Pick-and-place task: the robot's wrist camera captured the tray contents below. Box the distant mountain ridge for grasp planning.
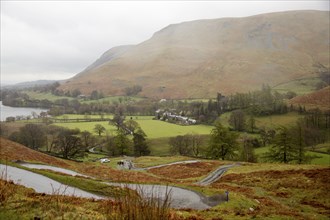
[82,45,133,73]
[3,80,62,89]
[61,10,330,98]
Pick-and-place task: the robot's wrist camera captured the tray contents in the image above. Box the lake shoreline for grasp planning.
[0,101,48,121]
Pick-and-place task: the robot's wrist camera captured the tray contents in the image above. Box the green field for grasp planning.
[306,151,330,165]
[56,114,113,119]
[137,120,213,139]
[218,112,302,129]
[148,137,172,156]
[54,115,213,139]
[255,146,330,165]
[272,77,322,95]
[54,121,117,135]
[24,91,74,101]
[81,96,145,104]
[255,112,302,129]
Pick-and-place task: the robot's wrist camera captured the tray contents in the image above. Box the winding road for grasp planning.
[0,164,103,199]
[0,162,228,210]
[142,160,200,170]
[196,163,240,186]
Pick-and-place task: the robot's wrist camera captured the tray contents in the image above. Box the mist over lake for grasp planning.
[0,101,48,121]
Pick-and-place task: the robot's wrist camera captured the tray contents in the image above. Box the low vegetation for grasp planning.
[1,138,330,219]
[0,178,175,220]
[211,164,330,220]
[272,76,324,95]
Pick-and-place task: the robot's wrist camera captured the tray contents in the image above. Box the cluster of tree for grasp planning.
[169,85,290,125]
[16,82,61,95]
[3,118,151,159]
[263,114,328,164]
[1,89,159,117]
[90,90,105,100]
[169,133,204,157]
[303,109,330,130]
[263,126,304,164]
[1,90,29,107]
[105,120,150,157]
[8,124,88,159]
[123,85,142,96]
[168,122,260,162]
[238,136,259,162]
[214,85,288,115]
[1,88,106,109]
[1,84,288,125]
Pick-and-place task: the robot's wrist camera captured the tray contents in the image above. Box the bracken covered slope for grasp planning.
[0,137,70,168]
[61,10,330,99]
[289,86,330,110]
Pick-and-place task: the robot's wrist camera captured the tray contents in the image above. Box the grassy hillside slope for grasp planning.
[61,10,330,99]
[1,138,330,219]
[0,137,70,168]
[289,86,330,110]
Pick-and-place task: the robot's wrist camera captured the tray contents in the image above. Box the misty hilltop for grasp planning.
[60,10,330,99]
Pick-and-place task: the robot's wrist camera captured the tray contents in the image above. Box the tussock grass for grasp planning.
[0,170,15,206]
[101,186,172,220]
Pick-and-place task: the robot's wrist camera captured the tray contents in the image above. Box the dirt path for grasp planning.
[196,163,239,186]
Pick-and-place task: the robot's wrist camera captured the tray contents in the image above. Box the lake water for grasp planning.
[0,101,48,121]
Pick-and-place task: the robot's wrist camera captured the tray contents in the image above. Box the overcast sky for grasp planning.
[1,1,329,85]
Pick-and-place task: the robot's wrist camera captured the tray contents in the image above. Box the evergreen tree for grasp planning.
[115,129,131,155]
[291,121,307,164]
[133,128,150,156]
[263,127,297,163]
[208,121,238,160]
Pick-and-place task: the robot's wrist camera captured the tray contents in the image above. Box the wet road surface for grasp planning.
[1,163,227,209]
[0,164,103,199]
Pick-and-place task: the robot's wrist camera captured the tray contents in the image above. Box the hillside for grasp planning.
[1,137,329,219]
[0,137,70,168]
[289,86,330,110]
[60,10,330,99]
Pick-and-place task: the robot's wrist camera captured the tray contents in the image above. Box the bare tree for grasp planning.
[229,109,246,131]
[94,124,106,136]
[55,128,85,159]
